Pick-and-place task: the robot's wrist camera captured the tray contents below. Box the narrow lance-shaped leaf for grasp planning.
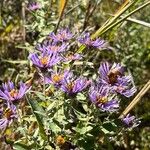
[25,94,47,140]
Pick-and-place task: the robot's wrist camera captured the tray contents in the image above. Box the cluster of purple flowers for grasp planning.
[28,29,95,98]
[0,8,140,138]
[44,69,90,96]
[89,62,136,112]
[0,102,17,129]
[0,81,30,129]
[98,62,137,97]
[29,29,80,70]
[88,61,139,126]
[29,29,107,71]
[28,28,138,127]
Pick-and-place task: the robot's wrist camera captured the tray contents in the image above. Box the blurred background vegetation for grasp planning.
[0,0,150,149]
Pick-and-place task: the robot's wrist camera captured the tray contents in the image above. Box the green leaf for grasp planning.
[1,59,28,64]
[33,91,46,101]
[101,122,117,134]
[74,125,93,135]
[25,94,47,140]
[77,93,86,101]
[13,144,28,150]
[73,107,87,121]
[47,101,56,111]
[34,111,47,117]
[49,122,61,133]
[100,127,110,134]
[6,139,34,150]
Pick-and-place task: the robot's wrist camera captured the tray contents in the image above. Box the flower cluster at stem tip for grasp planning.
[0,81,30,129]
[30,28,138,126]
[0,27,139,130]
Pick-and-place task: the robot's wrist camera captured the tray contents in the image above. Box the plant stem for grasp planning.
[55,0,68,33]
[119,80,150,119]
[21,1,26,59]
[77,1,150,53]
[99,1,150,36]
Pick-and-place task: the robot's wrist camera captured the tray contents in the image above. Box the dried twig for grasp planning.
[21,1,26,58]
[119,80,150,119]
[64,4,79,16]
[82,1,91,31]
[109,14,150,28]
[55,0,68,33]
[82,1,98,31]
[115,0,130,14]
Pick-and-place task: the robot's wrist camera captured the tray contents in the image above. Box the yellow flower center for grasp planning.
[40,56,48,65]
[62,33,66,38]
[4,108,13,119]
[9,89,18,98]
[51,74,63,83]
[56,135,65,145]
[97,96,108,104]
[67,82,74,90]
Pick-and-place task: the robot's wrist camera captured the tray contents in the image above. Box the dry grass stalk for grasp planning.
[119,80,150,119]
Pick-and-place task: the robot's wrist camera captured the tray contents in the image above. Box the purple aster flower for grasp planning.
[28,51,61,69]
[0,103,17,130]
[0,81,30,102]
[98,62,136,97]
[112,76,137,97]
[28,2,41,11]
[49,28,73,42]
[122,114,140,127]
[89,85,119,112]
[61,72,90,95]
[78,33,106,48]
[63,53,82,62]
[36,41,67,54]
[98,62,124,85]
[44,69,70,86]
